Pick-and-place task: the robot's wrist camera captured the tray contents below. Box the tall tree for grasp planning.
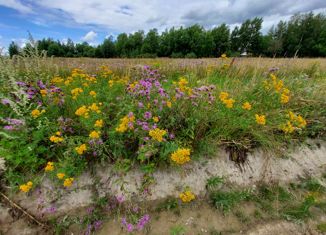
[8,41,19,58]
[211,23,230,56]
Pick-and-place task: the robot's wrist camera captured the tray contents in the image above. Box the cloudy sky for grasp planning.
[0,0,325,49]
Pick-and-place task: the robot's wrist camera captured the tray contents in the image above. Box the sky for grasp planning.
[0,0,326,51]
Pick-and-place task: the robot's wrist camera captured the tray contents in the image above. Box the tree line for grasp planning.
[8,12,326,58]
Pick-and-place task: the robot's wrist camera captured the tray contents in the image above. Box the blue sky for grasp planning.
[0,0,326,51]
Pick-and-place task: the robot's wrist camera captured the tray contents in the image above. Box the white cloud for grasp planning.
[12,38,28,48]
[1,0,326,34]
[82,30,97,42]
[0,0,32,13]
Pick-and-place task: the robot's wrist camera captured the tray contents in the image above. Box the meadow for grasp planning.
[0,51,326,234]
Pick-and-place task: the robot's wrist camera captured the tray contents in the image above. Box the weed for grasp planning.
[206,176,224,191]
[170,225,186,235]
[282,196,315,221]
[210,190,252,213]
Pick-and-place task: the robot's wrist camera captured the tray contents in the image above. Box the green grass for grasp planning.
[1,47,326,189]
[169,225,186,235]
[210,190,252,213]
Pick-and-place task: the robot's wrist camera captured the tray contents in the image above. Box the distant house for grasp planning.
[240,51,248,57]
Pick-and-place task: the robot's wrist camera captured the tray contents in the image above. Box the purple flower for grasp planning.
[121,217,127,226]
[3,125,14,131]
[84,225,92,235]
[16,81,26,86]
[37,80,46,89]
[136,214,150,230]
[86,207,94,214]
[138,102,144,108]
[116,195,125,204]
[5,118,25,126]
[169,133,175,139]
[127,223,134,232]
[45,206,57,214]
[93,220,103,230]
[1,98,10,105]
[144,112,152,120]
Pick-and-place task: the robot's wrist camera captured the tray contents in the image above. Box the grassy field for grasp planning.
[0,52,326,234]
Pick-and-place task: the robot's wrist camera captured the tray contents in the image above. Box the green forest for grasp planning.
[8,12,326,58]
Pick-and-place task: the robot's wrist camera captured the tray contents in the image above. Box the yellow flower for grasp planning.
[223,98,235,108]
[255,114,266,125]
[242,102,252,110]
[288,111,296,121]
[31,109,45,118]
[282,88,290,95]
[274,80,283,93]
[75,144,87,155]
[75,106,89,118]
[149,128,166,142]
[281,93,290,104]
[166,101,172,108]
[115,114,135,133]
[51,76,64,84]
[221,53,227,58]
[94,119,103,128]
[170,148,191,165]
[40,89,47,97]
[89,90,97,97]
[71,88,83,99]
[153,116,159,123]
[219,92,229,101]
[49,135,64,143]
[296,115,307,128]
[55,131,61,136]
[281,121,295,134]
[63,178,74,187]
[19,181,33,193]
[88,103,101,113]
[57,173,65,179]
[179,190,195,203]
[45,162,54,172]
[89,130,100,139]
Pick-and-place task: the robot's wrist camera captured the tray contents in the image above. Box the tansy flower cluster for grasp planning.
[63,178,74,187]
[89,90,97,97]
[264,73,290,104]
[19,181,33,193]
[170,148,191,165]
[281,111,307,133]
[242,102,252,110]
[88,103,101,113]
[94,119,103,128]
[116,113,135,133]
[255,114,266,125]
[75,144,87,155]
[49,131,64,143]
[149,128,166,142]
[57,173,65,179]
[40,89,47,97]
[75,105,89,118]
[31,109,45,118]
[45,162,54,171]
[174,77,193,95]
[219,92,235,108]
[89,130,100,139]
[179,190,195,203]
[71,87,83,99]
